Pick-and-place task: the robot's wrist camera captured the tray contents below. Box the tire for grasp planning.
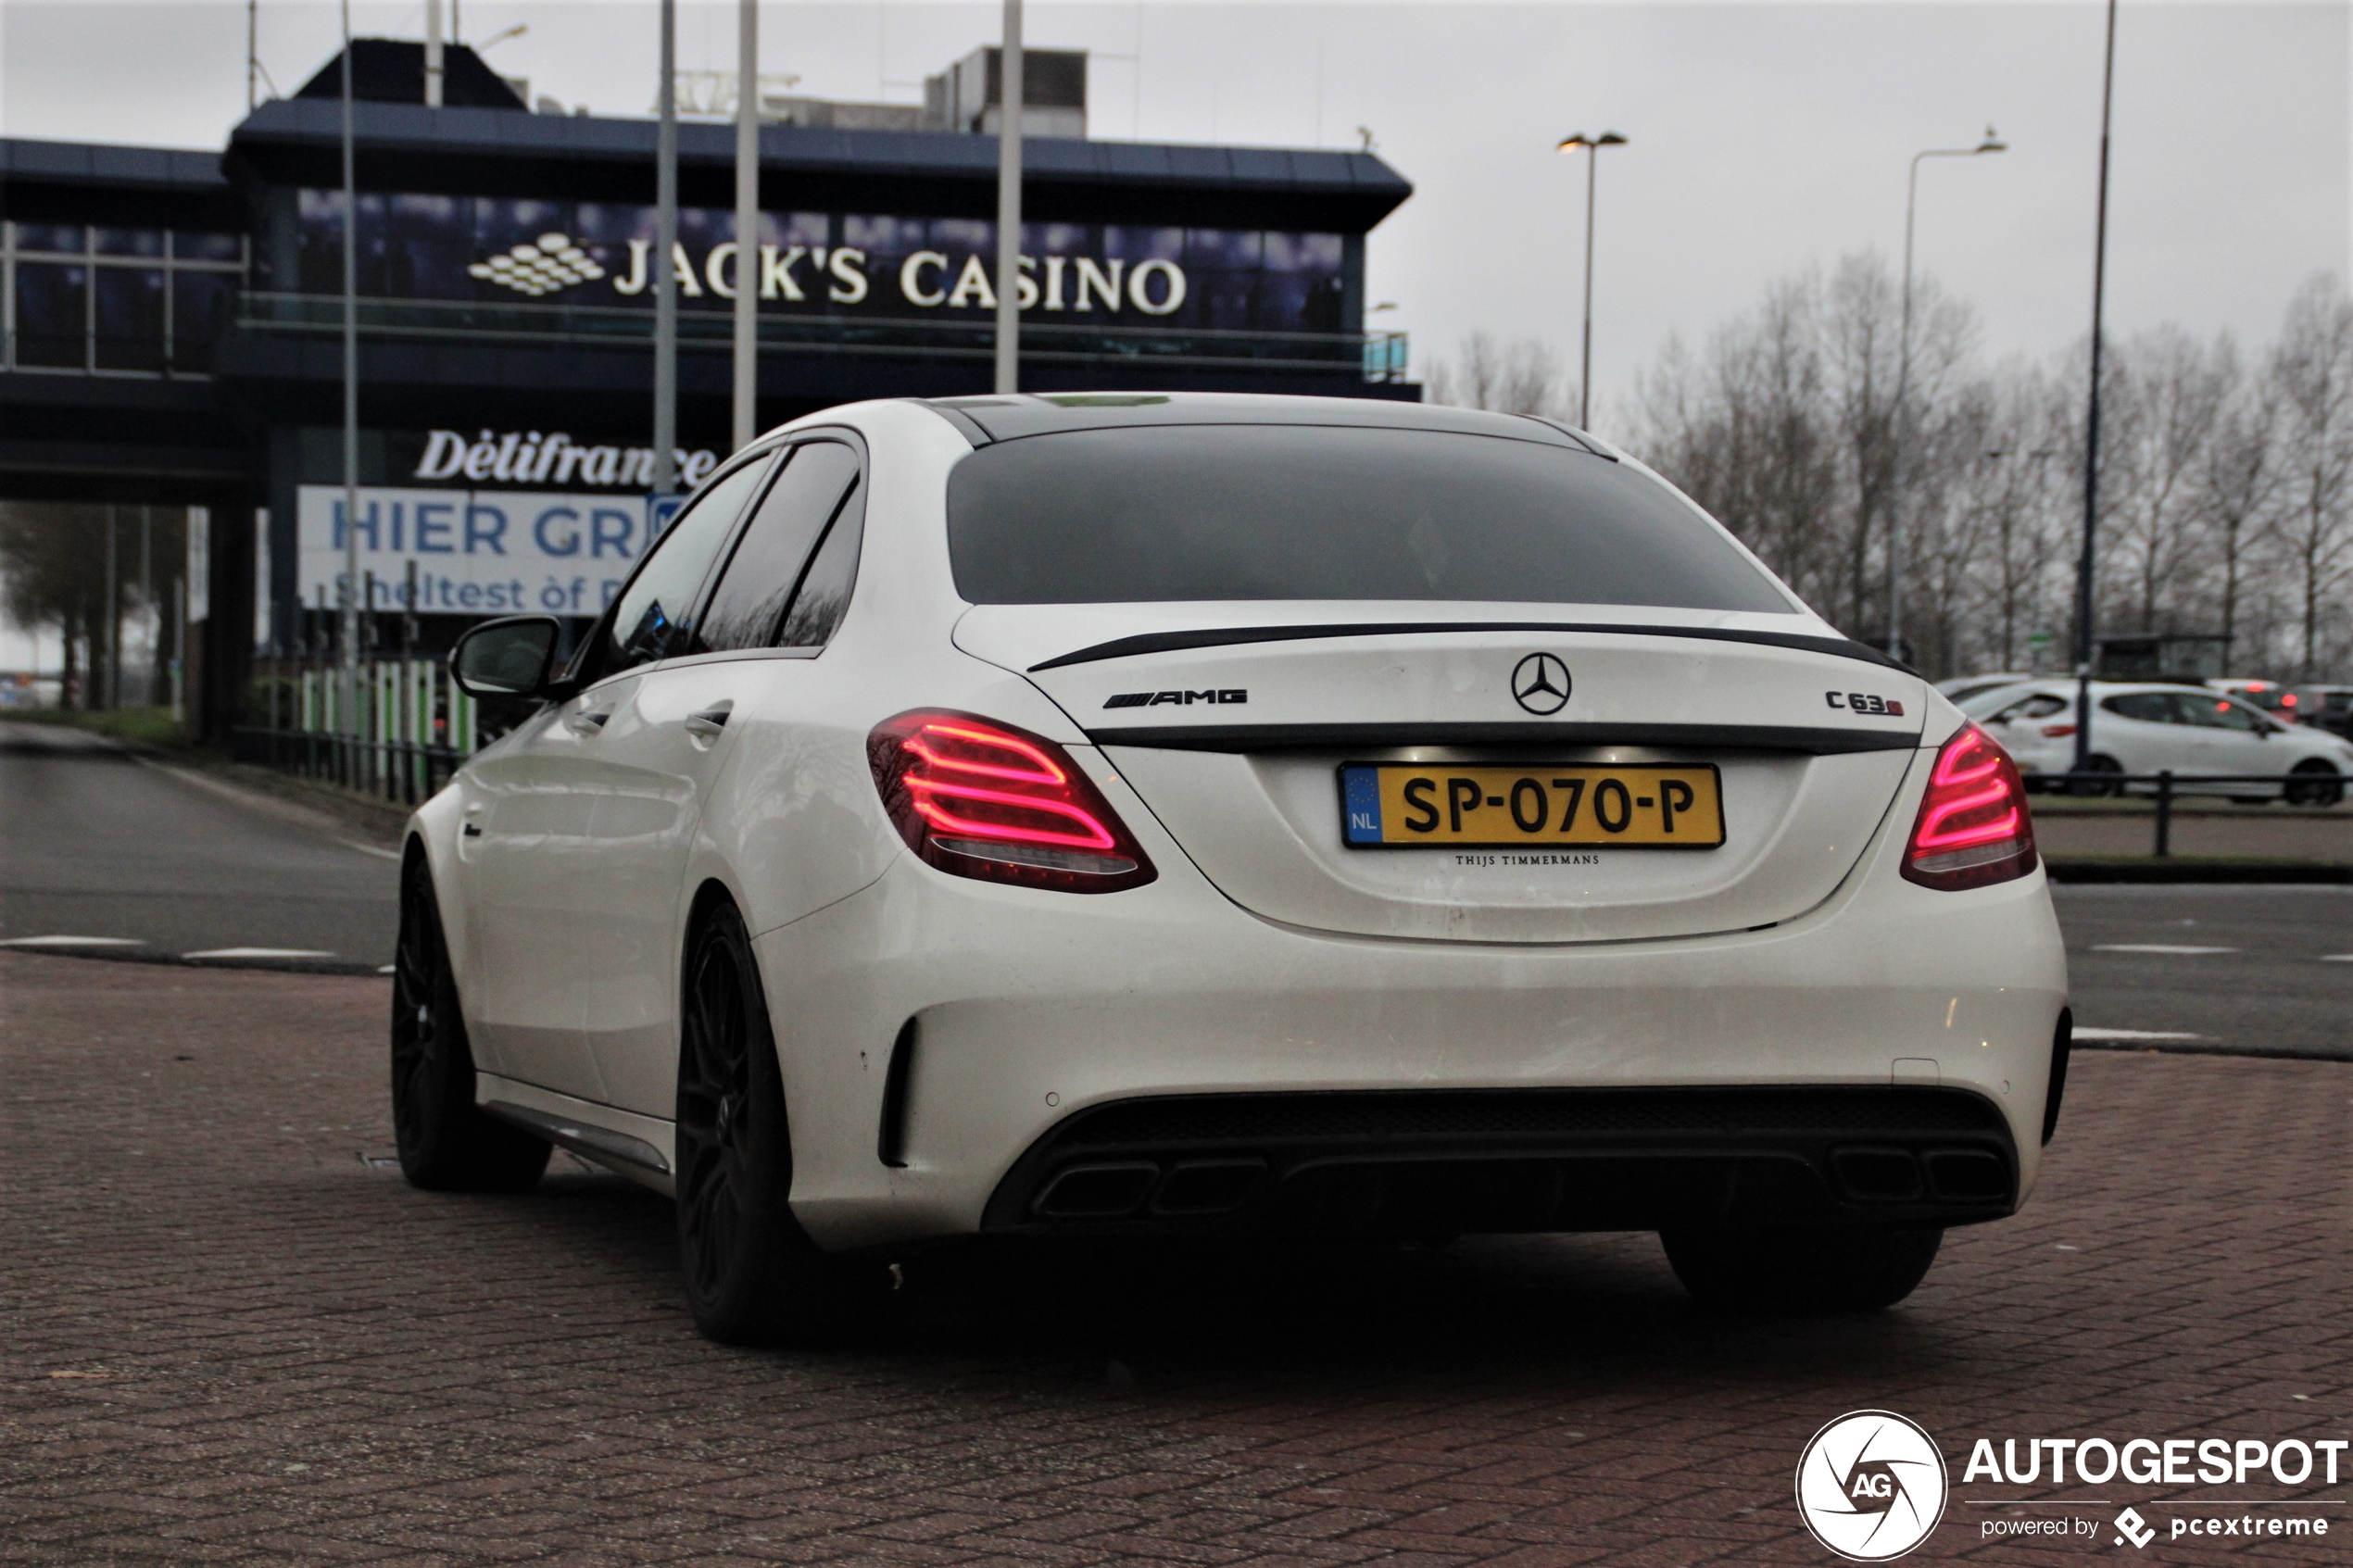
[1660,1224,1944,1312]
[2285,759,2343,809]
[674,898,878,1345]
[2065,755,2125,797]
[391,851,551,1192]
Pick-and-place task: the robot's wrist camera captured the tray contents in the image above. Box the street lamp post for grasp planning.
[993,0,1025,395]
[2073,0,2121,773]
[1555,132,1626,430]
[1888,129,2006,661]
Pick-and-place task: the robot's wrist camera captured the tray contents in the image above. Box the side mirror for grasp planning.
[450,615,562,699]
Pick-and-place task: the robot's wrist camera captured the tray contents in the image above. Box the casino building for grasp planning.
[0,40,1416,734]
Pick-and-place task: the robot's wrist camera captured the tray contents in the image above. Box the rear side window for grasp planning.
[2102,693,2178,723]
[598,453,774,675]
[698,441,863,652]
[946,424,1793,612]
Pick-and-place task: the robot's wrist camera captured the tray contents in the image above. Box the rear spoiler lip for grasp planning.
[1087,721,1920,756]
[1028,621,1910,673]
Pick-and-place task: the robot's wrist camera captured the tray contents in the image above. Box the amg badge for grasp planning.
[1102,689,1248,709]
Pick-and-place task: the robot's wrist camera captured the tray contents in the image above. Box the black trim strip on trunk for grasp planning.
[1028,621,1908,672]
[1086,721,1919,756]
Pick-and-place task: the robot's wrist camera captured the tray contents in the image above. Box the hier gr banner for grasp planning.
[296,485,656,620]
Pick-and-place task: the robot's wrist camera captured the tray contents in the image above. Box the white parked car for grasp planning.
[1935,671,2035,707]
[1972,679,2353,802]
[395,394,2068,1341]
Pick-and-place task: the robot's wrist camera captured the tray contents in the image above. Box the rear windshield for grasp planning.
[945,425,1793,612]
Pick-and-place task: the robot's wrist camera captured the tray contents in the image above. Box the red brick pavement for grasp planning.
[1,950,2347,1566]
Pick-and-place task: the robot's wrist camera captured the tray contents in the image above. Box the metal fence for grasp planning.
[233,657,481,808]
[2037,770,2347,857]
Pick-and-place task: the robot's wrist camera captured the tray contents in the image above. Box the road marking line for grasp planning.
[183,947,339,960]
[341,841,402,860]
[2089,944,2239,955]
[0,935,147,947]
[2321,955,2353,962]
[377,964,396,975]
[2074,1027,2208,1043]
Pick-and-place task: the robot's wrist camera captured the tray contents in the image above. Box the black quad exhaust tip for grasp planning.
[1033,1161,1159,1219]
[1831,1148,1925,1203]
[1151,1159,1267,1216]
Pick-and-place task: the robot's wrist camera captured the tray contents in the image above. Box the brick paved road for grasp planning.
[3,951,2347,1566]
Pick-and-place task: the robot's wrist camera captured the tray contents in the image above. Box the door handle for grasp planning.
[684,705,733,739]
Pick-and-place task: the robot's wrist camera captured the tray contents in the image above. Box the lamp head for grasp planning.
[1976,124,2007,154]
[1558,132,1629,153]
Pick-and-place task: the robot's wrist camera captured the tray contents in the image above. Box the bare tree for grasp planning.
[2196,349,2281,655]
[2266,276,2353,677]
[2097,327,2234,634]
[1428,332,1574,420]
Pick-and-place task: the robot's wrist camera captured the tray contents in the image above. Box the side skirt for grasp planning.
[476,1072,678,1197]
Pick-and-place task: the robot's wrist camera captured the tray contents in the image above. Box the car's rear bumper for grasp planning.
[980,1085,2020,1238]
[756,797,2069,1252]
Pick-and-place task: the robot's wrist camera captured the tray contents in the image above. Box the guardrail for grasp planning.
[2032,769,2346,857]
[233,658,481,809]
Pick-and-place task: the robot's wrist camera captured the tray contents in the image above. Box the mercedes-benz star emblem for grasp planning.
[1510,652,1572,715]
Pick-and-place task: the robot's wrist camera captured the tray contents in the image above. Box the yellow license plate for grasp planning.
[1340,763,1726,848]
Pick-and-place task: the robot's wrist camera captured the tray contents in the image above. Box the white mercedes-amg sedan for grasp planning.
[394,393,2069,1342]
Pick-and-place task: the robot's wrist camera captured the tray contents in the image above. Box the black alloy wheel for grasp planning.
[2284,759,2344,809]
[391,852,551,1191]
[2065,755,2125,798]
[674,899,877,1344]
[1660,1224,1944,1313]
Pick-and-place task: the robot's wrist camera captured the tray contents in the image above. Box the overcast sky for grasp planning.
[0,1,2347,665]
[2,0,2345,402]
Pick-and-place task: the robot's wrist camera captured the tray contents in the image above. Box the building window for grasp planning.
[4,222,245,377]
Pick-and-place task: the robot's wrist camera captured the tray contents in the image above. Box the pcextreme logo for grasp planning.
[1795,1411,1950,1562]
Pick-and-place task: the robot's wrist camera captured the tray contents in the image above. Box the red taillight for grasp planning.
[1902,723,2039,891]
[2040,722,2078,739]
[867,710,1156,893]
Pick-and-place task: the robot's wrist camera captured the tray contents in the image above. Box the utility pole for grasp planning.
[247,0,260,112]
[993,0,1024,395]
[653,0,679,495]
[424,0,445,107]
[2072,0,2120,773]
[340,0,360,734]
[732,0,761,452]
[104,505,119,710]
[139,506,152,704]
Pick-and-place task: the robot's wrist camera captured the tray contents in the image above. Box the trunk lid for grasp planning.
[956,605,1926,944]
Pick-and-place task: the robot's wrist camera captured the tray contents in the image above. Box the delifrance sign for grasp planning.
[296,484,658,619]
[412,429,723,492]
[290,193,1348,336]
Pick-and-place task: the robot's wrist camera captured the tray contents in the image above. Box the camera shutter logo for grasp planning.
[1794,1411,1948,1562]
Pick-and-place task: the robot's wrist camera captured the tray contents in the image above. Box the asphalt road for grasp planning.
[2053,883,2353,1059]
[0,722,399,971]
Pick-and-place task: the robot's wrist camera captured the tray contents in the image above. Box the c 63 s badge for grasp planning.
[1828,690,1906,717]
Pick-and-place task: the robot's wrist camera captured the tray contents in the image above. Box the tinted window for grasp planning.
[2205,697,2269,732]
[2103,693,2179,723]
[1994,694,2069,722]
[598,454,773,676]
[947,425,1793,611]
[778,478,864,647]
[698,442,862,652]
